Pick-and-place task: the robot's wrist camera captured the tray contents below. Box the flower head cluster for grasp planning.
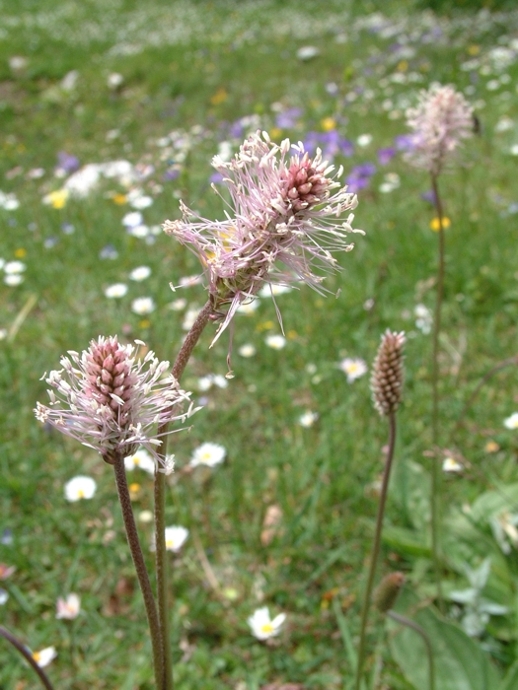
[35,336,196,468]
[370,330,405,417]
[405,84,473,176]
[164,130,361,344]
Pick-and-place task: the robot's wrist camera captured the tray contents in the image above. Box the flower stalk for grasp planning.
[0,626,56,690]
[354,331,405,690]
[154,300,213,690]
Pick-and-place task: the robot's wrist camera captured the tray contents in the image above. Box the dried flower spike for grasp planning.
[35,336,197,468]
[164,130,362,345]
[405,83,473,176]
[371,330,405,417]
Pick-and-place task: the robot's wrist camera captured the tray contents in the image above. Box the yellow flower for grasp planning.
[467,44,480,56]
[112,193,127,205]
[397,60,408,72]
[43,189,69,209]
[269,127,282,140]
[430,216,451,232]
[14,247,27,258]
[321,117,336,132]
[485,440,500,453]
[129,482,141,499]
[210,87,228,105]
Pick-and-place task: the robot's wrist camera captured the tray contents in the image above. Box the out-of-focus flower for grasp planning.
[129,266,152,281]
[296,46,320,61]
[35,336,196,468]
[131,297,155,315]
[56,593,81,620]
[0,589,8,605]
[107,72,124,89]
[238,344,256,358]
[32,647,57,668]
[265,334,286,350]
[298,411,318,427]
[43,189,69,209]
[415,303,433,334]
[64,476,97,502]
[0,563,15,579]
[504,413,518,430]
[405,83,473,176]
[339,357,368,383]
[164,131,361,345]
[4,261,25,275]
[104,283,128,298]
[4,274,23,286]
[430,216,451,232]
[443,457,463,473]
[124,448,156,474]
[247,606,286,640]
[0,191,20,210]
[190,442,226,468]
[164,526,189,552]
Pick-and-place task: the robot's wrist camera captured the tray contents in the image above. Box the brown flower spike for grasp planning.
[371,330,405,417]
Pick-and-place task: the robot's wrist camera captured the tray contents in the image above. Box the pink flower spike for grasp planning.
[35,336,197,468]
[405,83,473,176]
[164,130,362,345]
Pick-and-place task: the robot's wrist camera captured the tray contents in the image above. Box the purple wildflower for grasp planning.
[377,147,396,165]
[275,107,302,130]
[57,151,80,175]
[404,83,473,176]
[35,336,196,468]
[164,130,361,345]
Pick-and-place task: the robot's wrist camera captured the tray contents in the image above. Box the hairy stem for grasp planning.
[354,412,397,690]
[0,626,56,690]
[155,299,213,690]
[387,611,435,690]
[113,455,164,688]
[430,174,444,609]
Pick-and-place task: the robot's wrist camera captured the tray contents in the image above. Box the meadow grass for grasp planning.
[1,1,518,688]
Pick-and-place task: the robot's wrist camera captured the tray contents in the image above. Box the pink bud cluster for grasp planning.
[35,336,196,467]
[164,130,362,344]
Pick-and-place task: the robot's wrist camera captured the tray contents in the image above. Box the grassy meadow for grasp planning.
[1,0,518,688]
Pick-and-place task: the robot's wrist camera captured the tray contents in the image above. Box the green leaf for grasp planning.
[388,591,501,690]
[498,661,518,690]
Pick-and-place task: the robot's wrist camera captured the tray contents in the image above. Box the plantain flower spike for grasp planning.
[371,330,405,417]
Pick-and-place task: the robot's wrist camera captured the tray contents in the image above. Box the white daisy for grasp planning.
[247,607,286,640]
[338,357,368,383]
[190,442,226,468]
[104,283,128,298]
[164,526,189,552]
[64,476,97,502]
[131,297,155,315]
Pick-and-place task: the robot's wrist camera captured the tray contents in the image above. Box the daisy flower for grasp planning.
[247,606,286,640]
[124,448,156,474]
[56,593,81,620]
[190,442,226,468]
[504,413,518,430]
[164,526,189,552]
[339,357,368,383]
[64,476,97,502]
[32,646,57,668]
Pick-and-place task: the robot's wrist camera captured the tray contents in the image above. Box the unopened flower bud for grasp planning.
[373,572,405,613]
